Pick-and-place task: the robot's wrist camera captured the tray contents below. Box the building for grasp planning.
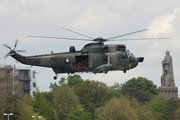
[0,65,37,97]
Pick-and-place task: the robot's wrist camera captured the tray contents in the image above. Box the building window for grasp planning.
[19,70,29,80]
[33,71,36,78]
[33,91,36,96]
[33,82,36,87]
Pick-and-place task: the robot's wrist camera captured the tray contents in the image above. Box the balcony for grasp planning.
[18,76,30,81]
[23,85,31,90]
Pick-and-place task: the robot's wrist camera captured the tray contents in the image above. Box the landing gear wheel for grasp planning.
[105,70,108,74]
[53,76,57,80]
[123,70,126,73]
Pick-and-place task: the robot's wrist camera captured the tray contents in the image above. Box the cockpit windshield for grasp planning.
[126,50,134,58]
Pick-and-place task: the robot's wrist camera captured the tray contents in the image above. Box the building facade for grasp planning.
[0,65,37,97]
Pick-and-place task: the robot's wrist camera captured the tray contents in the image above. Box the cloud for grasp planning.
[0,3,16,17]
[147,8,179,37]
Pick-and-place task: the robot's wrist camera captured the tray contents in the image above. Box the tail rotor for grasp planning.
[3,39,26,59]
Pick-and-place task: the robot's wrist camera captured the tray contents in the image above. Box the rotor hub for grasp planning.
[94,37,106,43]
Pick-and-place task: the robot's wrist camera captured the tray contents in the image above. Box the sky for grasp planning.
[0,0,180,92]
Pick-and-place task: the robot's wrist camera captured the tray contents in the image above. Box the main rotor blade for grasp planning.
[27,36,93,41]
[14,39,18,50]
[107,29,148,40]
[3,43,12,50]
[61,27,94,39]
[109,38,171,41]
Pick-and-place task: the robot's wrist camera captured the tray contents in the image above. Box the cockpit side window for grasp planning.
[122,52,127,59]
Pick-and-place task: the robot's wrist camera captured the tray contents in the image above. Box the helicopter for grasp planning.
[3,28,168,80]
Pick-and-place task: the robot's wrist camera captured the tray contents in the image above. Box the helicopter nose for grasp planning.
[137,57,144,62]
[129,57,144,69]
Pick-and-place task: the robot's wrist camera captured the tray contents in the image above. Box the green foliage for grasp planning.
[2,74,180,120]
[66,109,92,120]
[49,74,84,91]
[166,98,180,119]
[121,77,158,95]
[95,97,138,120]
[135,105,154,120]
[121,87,152,103]
[52,85,82,120]
[109,82,122,91]
[33,92,57,120]
[74,80,108,117]
[129,97,154,120]
[17,94,35,120]
[67,74,84,88]
[4,92,19,120]
[0,108,4,120]
[49,82,58,91]
[120,77,158,103]
[148,97,167,120]
[101,90,121,104]
[174,108,180,120]
[42,92,53,105]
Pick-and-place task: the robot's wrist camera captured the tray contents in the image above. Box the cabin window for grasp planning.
[76,55,88,68]
[65,58,69,63]
[93,57,98,63]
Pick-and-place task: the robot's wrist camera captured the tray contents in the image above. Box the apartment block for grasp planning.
[0,65,37,97]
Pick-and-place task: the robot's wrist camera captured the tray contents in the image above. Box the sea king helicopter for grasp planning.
[3,28,168,80]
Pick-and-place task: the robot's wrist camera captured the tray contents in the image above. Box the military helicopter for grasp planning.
[3,28,168,80]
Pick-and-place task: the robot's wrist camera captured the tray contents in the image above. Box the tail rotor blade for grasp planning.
[4,54,9,59]
[3,39,25,59]
[14,39,18,50]
[4,53,15,59]
[16,49,26,52]
[3,43,12,50]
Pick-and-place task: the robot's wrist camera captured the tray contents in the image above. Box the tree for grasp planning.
[3,93,19,120]
[33,92,57,120]
[148,97,167,120]
[174,108,180,120]
[109,82,122,91]
[49,82,58,91]
[52,85,82,120]
[121,77,158,95]
[95,97,138,120]
[17,94,37,120]
[166,98,180,119]
[67,108,92,120]
[101,90,121,104]
[74,80,108,117]
[67,74,84,88]
[129,97,154,120]
[0,67,22,120]
[49,74,84,91]
[120,77,158,103]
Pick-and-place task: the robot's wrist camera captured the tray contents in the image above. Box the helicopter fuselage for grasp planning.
[4,39,144,80]
[10,48,143,75]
